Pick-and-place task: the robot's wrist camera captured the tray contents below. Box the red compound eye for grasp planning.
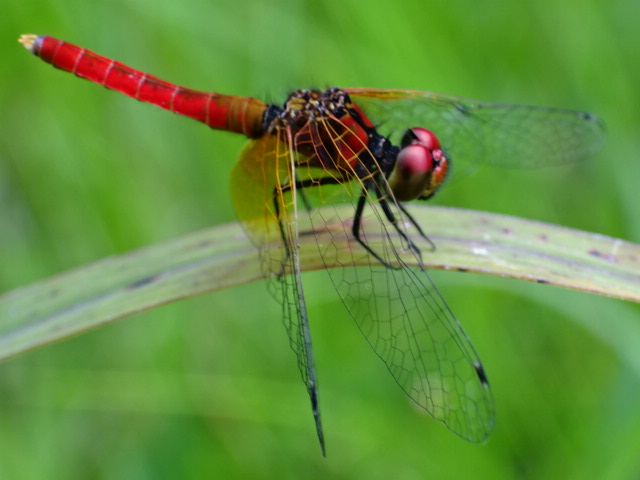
[391,127,448,201]
[410,127,440,150]
[388,143,435,202]
[401,127,440,150]
[396,144,433,178]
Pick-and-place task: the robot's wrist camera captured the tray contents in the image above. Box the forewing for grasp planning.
[347,88,605,167]
[311,195,494,441]
[303,118,495,441]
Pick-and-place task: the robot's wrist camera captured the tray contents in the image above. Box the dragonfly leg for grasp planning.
[272,189,292,278]
[299,186,312,211]
[370,184,424,263]
[351,189,401,269]
[281,175,348,212]
[292,175,313,212]
[279,176,418,269]
[397,202,436,251]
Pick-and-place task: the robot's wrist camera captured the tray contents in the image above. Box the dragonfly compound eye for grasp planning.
[400,127,440,150]
[388,143,435,202]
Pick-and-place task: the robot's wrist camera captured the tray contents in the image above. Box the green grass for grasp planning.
[2,0,640,478]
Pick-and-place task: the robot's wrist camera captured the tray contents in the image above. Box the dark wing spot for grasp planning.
[473,361,490,386]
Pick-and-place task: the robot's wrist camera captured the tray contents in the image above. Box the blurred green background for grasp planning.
[2,0,640,478]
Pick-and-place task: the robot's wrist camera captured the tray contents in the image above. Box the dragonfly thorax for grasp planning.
[281,88,350,117]
[269,88,375,175]
[265,88,449,202]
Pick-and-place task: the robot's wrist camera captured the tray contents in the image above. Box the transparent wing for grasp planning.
[230,132,326,453]
[346,88,605,167]
[309,191,495,441]
[295,116,495,441]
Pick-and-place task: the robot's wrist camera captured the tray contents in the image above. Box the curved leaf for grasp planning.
[0,205,638,361]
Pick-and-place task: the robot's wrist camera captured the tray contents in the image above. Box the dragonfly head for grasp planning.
[387,127,449,202]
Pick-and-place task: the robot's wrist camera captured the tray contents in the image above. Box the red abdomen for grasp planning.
[23,35,269,138]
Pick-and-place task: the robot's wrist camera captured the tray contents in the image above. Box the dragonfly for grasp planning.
[19,34,605,455]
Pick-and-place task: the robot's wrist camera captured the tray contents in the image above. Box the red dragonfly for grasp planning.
[19,34,604,454]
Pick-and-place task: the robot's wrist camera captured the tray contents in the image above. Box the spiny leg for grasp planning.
[397,202,436,251]
[281,174,425,268]
[370,181,424,263]
[351,188,398,269]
